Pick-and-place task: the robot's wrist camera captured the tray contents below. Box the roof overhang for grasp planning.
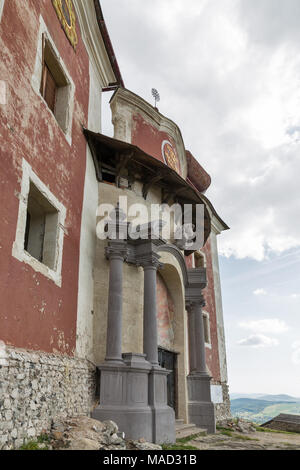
[83,129,215,251]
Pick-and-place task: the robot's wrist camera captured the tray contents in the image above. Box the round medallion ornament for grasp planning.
[52,0,78,50]
[162,140,181,174]
[61,0,72,27]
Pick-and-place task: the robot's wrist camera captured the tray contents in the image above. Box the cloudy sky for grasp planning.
[100,0,300,396]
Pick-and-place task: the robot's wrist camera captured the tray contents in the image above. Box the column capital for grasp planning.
[186,295,205,312]
[105,240,128,261]
[137,253,163,270]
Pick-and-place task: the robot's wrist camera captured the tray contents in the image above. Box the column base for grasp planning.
[92,354,175,443]
[92,406,153,442]
[149,367,176,444]
[92,354,153,441]
[187,373,216,434]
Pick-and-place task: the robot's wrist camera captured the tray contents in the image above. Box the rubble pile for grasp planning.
[46,416,161,451]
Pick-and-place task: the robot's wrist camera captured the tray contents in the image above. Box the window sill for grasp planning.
[12,245,62,287]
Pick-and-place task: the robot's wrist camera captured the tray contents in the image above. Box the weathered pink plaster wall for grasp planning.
[0,0,90,354]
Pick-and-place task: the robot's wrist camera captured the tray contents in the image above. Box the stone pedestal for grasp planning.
[149,366,175,444]
[186,298,216,434]
[187,373,216,434]
[93,235,175,443]
[92,354,153,441]
[92,354,175,443]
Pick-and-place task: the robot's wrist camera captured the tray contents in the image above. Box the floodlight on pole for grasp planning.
[151,88,160,108]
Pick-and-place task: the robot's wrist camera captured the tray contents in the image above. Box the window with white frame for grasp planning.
[24,182,59,270]
[31,16,75,145]
[203,311,211,347]
[12,159,66,287]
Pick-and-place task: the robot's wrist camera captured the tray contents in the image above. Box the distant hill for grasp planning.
[231,397,300,424]
[230,393,265,400]
[257,394,300,402]
[231,393,300,402]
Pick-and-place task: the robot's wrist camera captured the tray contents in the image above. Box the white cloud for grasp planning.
[237,334,279,348]
[290,294,300,299]
[239,319,289,334]
[101,0,300,262]
[253,288,267,296]
[291,341,300,365]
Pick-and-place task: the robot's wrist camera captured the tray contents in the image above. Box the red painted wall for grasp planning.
[156,273,175,351]
[202,239,221,381]
[0,0,89,355]
[132,113,182,174]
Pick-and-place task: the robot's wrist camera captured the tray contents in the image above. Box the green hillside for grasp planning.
[231,398,300,424]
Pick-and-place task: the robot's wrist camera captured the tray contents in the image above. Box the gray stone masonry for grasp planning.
[0,346,96,450]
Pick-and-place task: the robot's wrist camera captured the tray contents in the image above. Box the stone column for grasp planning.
[142,257,162,365]
[187,306,197,373]
[186,296,216,433]
[137,245,175,443]
[187,297,207,374]
[194,299,207,374]
[105,240,128,364]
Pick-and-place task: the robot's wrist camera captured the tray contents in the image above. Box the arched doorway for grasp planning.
[156,272,177,412]
[155,252,189,423]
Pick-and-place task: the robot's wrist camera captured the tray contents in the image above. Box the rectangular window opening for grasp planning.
[24,182,59,270]
[203,314,210,345]
[40,35,70,133]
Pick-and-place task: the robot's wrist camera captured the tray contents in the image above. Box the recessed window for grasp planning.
[102,170,116,184]
[31,18,75,145]
[195,250,206,268]
[40,35,70,133]
[24,182,58,270]
[12,159,66,287]
[203,312,211,346]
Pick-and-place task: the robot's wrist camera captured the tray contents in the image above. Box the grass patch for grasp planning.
[217,426,233,432]
[219,430,233,437]
[162,444,198,451]
[19,433,51,451]
[176,433,206,444]
[255,426,300,435]
[162,432,206,450]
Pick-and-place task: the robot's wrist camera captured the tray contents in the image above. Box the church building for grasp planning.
[0,0,230,448]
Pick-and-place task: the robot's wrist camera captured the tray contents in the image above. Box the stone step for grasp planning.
[175,419,184,426]
[176,422,207,439]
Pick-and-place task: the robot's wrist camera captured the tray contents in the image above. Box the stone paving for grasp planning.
[184,428,300,450]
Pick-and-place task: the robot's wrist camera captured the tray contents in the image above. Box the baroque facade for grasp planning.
[0,0,230,448]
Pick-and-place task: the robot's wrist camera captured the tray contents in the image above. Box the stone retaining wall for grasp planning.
[0,344,96,450]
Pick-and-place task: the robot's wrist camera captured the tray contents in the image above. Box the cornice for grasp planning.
[110,88,186,146]
[72,0,117,87]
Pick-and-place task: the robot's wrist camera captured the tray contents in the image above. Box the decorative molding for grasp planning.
[186,296,206,311]
[137,254,163,270]
[72,0,117,87]
[105,240,128,261]
[157,244,189,287]
[110,88,188,178]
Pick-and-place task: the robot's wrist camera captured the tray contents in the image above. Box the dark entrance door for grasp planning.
[158,347,177,412]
